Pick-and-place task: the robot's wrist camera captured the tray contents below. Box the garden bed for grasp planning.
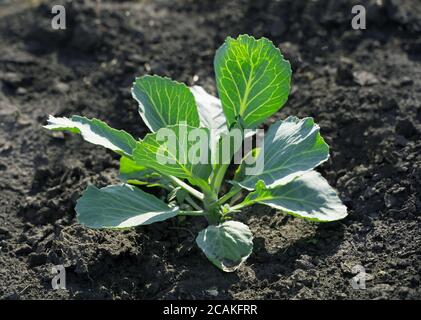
[0,0,420,299]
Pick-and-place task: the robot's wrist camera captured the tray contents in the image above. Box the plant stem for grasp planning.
[210,126,245,194]
[229,190,244,206]
[217,185,242,205]
[228,199,255,212]
[202,191,221,225]
[178,210,206,216]
[211,163,230,194]
[146,183,172,191]
[185,194,203,211]
[167,176,204,201]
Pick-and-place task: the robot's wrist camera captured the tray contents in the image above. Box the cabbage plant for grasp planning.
[45,35,347,272]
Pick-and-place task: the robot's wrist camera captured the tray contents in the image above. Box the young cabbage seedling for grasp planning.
[44,35,347,272]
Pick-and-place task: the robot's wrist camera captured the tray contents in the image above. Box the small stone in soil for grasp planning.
[205,287,219,297]
[353,71,379,86]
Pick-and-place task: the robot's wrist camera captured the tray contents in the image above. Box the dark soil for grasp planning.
[0,0,420,299]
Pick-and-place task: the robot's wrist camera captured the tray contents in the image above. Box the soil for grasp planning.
[0,0,420,300]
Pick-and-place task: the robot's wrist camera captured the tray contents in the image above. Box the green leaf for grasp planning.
[244,171,347,222]
[190,86,230,169]
[75,184,179,228]
[190,85,228,139]
[236,116,329,190]
[214,34,291,129]
[119,156,157,184]
[196,220,253,272]
[132,75,200,132]
[44,115,137,158]
[133,124,212,185]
